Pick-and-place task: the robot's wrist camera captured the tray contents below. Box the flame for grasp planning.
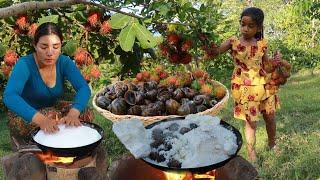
[164,170,216,180]
[36,152,76,164]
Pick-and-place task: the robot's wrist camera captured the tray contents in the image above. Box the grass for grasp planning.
[0,71,320,179]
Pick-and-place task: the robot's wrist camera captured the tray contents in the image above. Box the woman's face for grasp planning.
[34,34,61,66]
[240,16,260,40]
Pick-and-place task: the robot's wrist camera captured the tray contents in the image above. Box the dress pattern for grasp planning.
[229,37,280,121]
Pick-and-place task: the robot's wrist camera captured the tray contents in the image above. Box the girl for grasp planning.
[211,7,280,162]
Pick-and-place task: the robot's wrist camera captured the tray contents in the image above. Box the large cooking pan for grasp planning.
[30,121,104,157]
[141,117,243,173]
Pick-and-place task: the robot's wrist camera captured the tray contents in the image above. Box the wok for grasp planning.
[141,117,242,173]
[30,121,104,157]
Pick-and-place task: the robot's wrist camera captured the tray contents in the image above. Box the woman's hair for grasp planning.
[33,22,63,44]
[241,7,264,40]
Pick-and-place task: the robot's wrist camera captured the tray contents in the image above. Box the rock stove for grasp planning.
[2,136,107,180]
[38,151,97,180]
[108,154,258,180]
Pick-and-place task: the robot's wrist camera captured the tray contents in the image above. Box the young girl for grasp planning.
[211,7,281,162]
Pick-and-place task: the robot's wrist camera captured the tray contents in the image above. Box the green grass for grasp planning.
[1,71,320,179]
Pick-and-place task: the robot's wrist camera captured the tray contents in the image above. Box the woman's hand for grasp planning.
[32,112,59,133]
[59,108,82,127]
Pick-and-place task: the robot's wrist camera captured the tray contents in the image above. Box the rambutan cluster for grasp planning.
[134,66,168,84]
[159,32,193,64]
[191,68,225,99]
[1,50,19,77]
[84,11,112,35]
[14,14,38,38]
[197,32,218,60]
[264,51,291,91]
[73,48,101,82]
[133,66,226,100]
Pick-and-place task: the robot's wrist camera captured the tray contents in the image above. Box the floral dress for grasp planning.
[229,37,280,122]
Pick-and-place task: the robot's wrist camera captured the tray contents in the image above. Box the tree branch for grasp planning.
[0,0,144,19]
[0,0,79,19]
[0,0,189,27]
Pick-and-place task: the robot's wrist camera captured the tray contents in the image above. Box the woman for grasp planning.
[3,22,91,145]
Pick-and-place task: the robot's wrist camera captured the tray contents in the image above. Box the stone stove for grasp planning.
[44,153,97,180]
[107,154,258,180]
[2,136,108,180]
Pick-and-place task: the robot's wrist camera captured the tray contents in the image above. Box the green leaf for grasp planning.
[38,15,59,25]
[0,0,11,7]
[72,4,86,11]
[62,40,78,56]
[0,44,6,57]
[109,13,131,29]
[133,23,158,49]
[74,11,87,23]
[4,16,15,26]
[119,24,135,52]
[158,5,170,16]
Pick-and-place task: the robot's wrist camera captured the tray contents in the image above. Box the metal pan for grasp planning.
[141,117,242,173]
[30,121,104,157]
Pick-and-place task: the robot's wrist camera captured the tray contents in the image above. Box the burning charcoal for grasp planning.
[152,128,164,141]
[167,159,181,168]
[149,152,165,162]
[189,123,198,129]
[179,127,191,135]
[167,123,179,131]
[150,139,164,149]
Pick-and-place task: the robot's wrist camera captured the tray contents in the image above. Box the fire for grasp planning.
[36,152,75,164]
[164,170,216,180]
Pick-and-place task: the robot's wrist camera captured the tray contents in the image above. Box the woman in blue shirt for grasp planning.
[3,22,91,136]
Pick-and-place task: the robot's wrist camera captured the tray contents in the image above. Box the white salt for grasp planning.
[34,124,101,148]
[146,115,238,168]
[112,119,151,158]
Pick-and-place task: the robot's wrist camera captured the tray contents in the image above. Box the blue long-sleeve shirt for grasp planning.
[3,53,91,123]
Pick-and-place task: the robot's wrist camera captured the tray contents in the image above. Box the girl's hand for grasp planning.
[59,108,82,127]
[32,112,59,133]
[272,51,282,67]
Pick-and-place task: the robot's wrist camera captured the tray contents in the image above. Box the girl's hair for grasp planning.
[241,7,264,40]
[33,22,63,44]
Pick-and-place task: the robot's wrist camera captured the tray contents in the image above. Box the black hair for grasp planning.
[33,22,63,45]
[241,7,264,40]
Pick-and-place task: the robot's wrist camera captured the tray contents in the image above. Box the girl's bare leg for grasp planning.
[244,120,257,162]
[263,112,276,148]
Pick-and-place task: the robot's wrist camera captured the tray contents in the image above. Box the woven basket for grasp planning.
[92,80,229,126]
